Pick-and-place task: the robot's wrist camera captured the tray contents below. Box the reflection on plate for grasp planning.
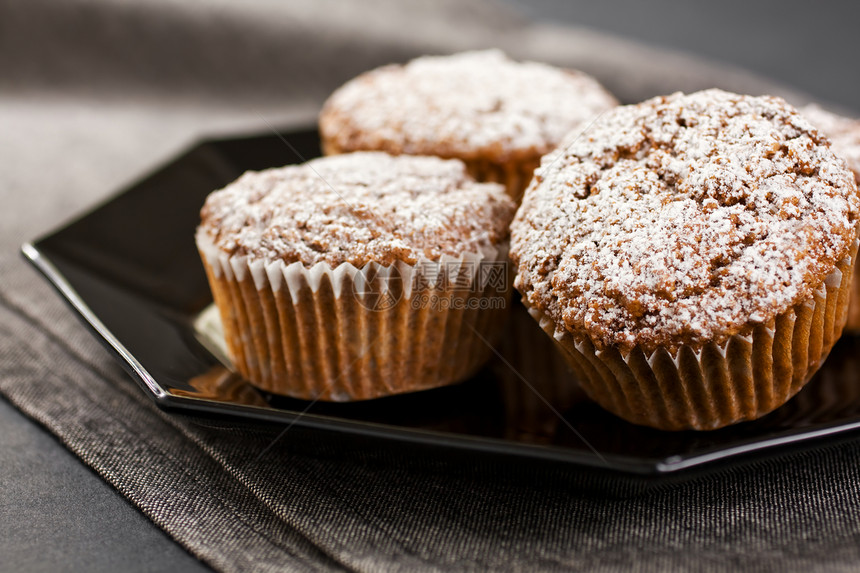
[21,128,860,491]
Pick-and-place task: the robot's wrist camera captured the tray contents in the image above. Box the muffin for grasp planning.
[196,152,516,401]
[801,105,860,179]
[319,50,618,202]
[800,104,860,331]
[510,89,860,431]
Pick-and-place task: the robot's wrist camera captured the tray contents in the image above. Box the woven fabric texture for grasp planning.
[2,0,858,571]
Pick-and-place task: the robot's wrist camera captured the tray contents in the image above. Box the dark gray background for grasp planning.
[504,0,860,113]
[2,1,859,572]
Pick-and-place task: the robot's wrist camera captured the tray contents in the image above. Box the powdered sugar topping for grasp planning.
[199,152,515,267]
[319,50,618,162]
[511,89,860,351]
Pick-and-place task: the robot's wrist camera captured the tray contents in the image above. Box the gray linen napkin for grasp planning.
[5,254,860,570]
[4,0,860,571]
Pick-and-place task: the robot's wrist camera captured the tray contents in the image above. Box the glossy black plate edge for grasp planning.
[21,242,168,400]
[20,127,860,486]
[20,241,664,483]
[25,215,860,485]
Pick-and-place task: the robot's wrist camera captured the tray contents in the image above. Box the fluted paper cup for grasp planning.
[196,232,511,401]
[523,239,858,431]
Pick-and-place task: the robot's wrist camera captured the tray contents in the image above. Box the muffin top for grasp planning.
[511,89,860,352]
[198,152,516,267]
[801,104,860,183]
[319,50,618,163]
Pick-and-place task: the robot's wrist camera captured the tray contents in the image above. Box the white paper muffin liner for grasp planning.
[196,232,511,401]
[522,239,858,431]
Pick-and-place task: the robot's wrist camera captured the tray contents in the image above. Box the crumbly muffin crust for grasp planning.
[511,89,860,352]
[198,152,515,267]
[319,50,618,164]
[801,104,860,182]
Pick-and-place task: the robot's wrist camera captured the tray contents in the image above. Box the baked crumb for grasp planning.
[199,152,516,267]
[319,50,618,163]
[511,89,860,351]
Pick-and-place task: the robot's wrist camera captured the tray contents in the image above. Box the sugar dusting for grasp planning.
[319,50,618,162]
[199,152,516,267]
[511,89,860,351]
[801,104,860,183]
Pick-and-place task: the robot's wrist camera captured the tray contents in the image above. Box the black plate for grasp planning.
[22,128,860,490]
